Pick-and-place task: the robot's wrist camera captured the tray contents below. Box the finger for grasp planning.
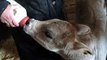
[12,20,19,26]
[5,17,16,27]
[0,17,10,26]
[7,13,16,27]
[3,19,11,27]
[7,19,16,27]
[10,11,19,27]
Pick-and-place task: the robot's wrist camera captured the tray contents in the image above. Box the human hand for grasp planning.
[0,1,27,27]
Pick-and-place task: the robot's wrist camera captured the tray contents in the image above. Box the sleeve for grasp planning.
[0,0,10,16]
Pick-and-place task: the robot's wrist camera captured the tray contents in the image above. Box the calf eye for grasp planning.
[44,31,52,39]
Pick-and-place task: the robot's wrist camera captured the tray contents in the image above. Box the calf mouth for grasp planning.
[23,19,35,35]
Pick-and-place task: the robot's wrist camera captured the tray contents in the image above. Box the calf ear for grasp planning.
[77,24,91,35]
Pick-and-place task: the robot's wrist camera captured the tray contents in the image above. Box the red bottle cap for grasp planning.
[19,16,29,27]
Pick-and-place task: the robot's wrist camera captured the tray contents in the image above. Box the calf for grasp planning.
[23,0,107,60]
[24,19,94,60]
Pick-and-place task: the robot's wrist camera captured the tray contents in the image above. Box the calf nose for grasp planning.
[73,41,93,55]
[83,49,93,55]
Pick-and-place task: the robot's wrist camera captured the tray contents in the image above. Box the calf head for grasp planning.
[24,19,93,60]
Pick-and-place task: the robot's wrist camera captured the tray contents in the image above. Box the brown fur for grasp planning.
[0,23,19,60]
